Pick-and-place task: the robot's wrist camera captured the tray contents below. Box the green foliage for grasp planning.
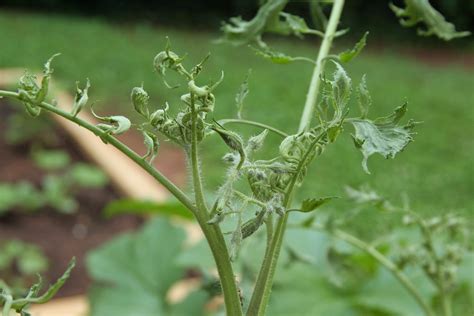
[32,149,71,170]
[390,0,470,40]
[0,240,48,295]
[86,218,208,316]
[0,150,108,215]
[0,258,75,316]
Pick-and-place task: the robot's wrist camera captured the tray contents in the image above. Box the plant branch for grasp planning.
[247,130,325,316]
[218,119,288,138]
[189,93,243,315]
[246,1,348,305]
[189,93,208,212]
[298,0,345,132]
[0,90,196,213]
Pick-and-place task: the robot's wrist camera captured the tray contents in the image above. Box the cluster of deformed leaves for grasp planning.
[0,240,48,295]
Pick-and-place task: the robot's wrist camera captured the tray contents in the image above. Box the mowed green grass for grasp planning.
[1,11,472,219]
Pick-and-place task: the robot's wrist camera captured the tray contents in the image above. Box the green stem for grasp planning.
[189,94,243,315]
[189,93,208,212]
[312,224,435,316]
[1,89,243,315]
[0,90,196,213]
[218,119,288,138]
[298,0,345,133]
[247,131,324,316]
[194,214,243,316]
[247,0,345,312]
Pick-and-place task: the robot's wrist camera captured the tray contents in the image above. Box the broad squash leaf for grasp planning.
[87,218,207,316]
[267,263,354,316]
[354,268,435,316]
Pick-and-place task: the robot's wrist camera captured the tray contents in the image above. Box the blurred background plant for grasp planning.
[0,240,48,296]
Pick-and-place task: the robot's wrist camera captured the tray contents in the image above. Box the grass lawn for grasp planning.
[1,11,473,219]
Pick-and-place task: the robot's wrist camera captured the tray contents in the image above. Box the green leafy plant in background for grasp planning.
[0,241,48,296]
[0,0,471,315]
[0,149,108,215]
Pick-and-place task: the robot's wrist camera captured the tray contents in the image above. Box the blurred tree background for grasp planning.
[1,0,472,44]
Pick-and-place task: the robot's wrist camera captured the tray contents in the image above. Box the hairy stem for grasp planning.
[247,131,325,316]
[298,0,345,132]
[0,90,195,213]
[312,224,435,316]
[247,0,345,311]
[189,94,243,315]
[189,93,208,212]
[2,294,12,316]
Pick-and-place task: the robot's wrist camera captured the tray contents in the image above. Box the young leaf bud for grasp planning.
[212,125,244,154]
[241,211,265,239]
[71,79,91,117]
[212,123,246,168]
[222,153,237,164]
[142,130,159,162]
[131,86,150,117]
[153,50,181,76]
[207,211,225,225]
[247,129,268,152]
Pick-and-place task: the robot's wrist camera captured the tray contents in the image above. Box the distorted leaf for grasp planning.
[92,107,131,136]
[291,196,338,213]
[131,86,150,117]
[390,0,470,40]
[331,62,352,108]
[235,70,250,119]
[356,75,371,118]
[350,103,416,173]
[253,46,314,65]
[71,79,90,117]
[220,0,288,46]
[142,130,159,162]
[338,31,368,63]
